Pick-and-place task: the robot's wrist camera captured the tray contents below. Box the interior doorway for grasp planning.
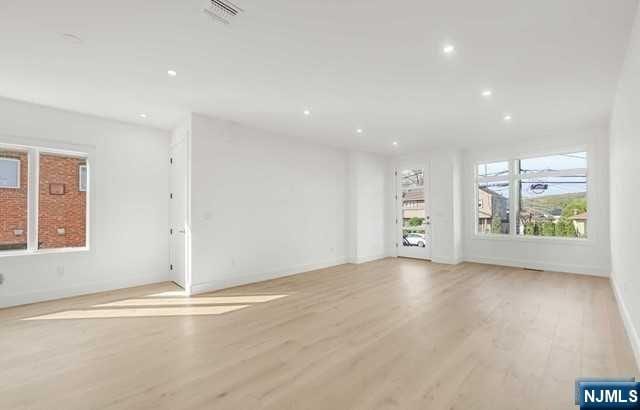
[169,137,188,289]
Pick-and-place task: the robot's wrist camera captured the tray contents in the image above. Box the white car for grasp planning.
[404,233,426,247]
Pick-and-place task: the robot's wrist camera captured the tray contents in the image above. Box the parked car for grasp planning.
[404,232,426,247]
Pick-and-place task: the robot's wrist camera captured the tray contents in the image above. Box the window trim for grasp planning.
[0,141,91,257]
[473,149,591,243]
[0,156,21,189]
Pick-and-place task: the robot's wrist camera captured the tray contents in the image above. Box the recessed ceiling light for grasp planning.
[139,113,148,119]
[482,89,493,98]
[503,114,513,122]
[303,109,311,116]
[392,141,398,147]
[356,128,363,134]
[442,44,455,55]
[167,70,177,77]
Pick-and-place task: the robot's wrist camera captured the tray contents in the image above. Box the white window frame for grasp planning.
[473,149,590,243]
[0,141,91,257]
[0,157,21,189]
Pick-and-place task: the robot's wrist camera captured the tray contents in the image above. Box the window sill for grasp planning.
[0,247,90,258]
[472,234,593,246]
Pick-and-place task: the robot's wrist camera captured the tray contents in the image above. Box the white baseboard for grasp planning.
[431,255,464,265]
[464,255,609,277]
[610,272,640,372]
[348,254,387,265]
[190,257,348,295]
[0,273,169,309]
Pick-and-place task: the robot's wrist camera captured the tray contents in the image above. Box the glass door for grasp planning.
[397,167,431,259]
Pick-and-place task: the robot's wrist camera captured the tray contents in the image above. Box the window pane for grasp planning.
[520,152,587,175]
[0,157,20,188]
[38,154,87,249]
[401,169,424,189]
[0,150,28,250]
[477,181,510,234]
[477,161,509,178]
[79,165,87,192]
[401,187,426,247]
[518,176,587,238]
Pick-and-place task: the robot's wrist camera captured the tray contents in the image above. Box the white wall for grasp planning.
[347,151,388,263]
[0,97,170,308]
[462,130,611,276]
[610,5,640,368]
[189,114,349,294]
[430,150,464,264]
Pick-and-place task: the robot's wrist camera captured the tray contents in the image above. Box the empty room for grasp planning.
[1,1,640,409]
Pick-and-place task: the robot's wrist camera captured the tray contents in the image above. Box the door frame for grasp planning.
[395,161,432,260]
[169,131,192,293]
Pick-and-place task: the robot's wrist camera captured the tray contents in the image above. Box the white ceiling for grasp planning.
[0,0,637,153]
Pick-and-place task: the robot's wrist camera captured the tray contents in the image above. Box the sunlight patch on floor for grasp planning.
[21,291,290,321]
[94,294,288,307]
[145,290,190,298]
[23,305,249,320]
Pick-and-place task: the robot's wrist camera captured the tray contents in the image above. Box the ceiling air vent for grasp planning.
[204,0,243,25]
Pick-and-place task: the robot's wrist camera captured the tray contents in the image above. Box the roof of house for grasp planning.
[479,186,507,200]
[518,208,556,221]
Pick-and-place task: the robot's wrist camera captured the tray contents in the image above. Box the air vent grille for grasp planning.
[204,0,243,24]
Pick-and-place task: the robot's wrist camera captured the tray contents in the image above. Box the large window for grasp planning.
[476,151,588,239]
[0,144,89,253]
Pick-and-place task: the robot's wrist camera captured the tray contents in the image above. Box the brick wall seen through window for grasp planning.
[38,154,87,249]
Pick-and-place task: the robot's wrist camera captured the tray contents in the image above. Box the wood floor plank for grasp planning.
[0,258,637,410]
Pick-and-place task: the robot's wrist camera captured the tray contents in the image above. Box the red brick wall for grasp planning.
[0,150,28,249]
[38,154,86,249]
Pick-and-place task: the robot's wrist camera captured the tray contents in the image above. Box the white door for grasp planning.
[397,167,431,260]
[169,139,188,288]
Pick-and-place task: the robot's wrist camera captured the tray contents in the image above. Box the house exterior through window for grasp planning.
[0,144,89,253]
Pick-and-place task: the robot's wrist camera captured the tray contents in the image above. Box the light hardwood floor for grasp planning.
[0,258,637,410]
